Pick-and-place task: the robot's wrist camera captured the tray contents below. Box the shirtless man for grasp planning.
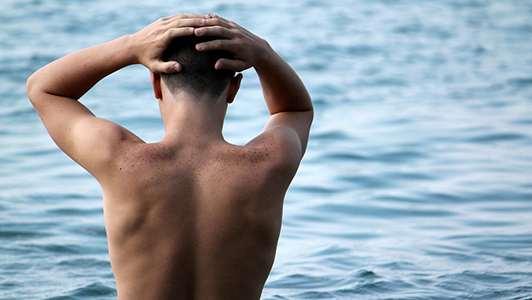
[27,13,312,300]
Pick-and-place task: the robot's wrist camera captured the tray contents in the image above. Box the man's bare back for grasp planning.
[27,13,312,300]
[103,138,297,299]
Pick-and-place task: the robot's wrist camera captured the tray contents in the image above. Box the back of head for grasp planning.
[161,36,235,100]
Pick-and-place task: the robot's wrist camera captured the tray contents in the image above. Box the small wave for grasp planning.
[312,130,352,141]
[306,244,356,258]
[443,233,532,251]
[292,185,338,195]
[58,258,110,268]
[68,225,107,238]
[463,219,518,228]
[44,282,116,299]
[0,105,36,119]
[292,290,335,299]
[0,221,56,240]
[373,150,427,164]
[313,83,343,96]
[438,270,524,286]
[385,171,435,181]
[0,230,46,239]
[346,45,382,57]
[25,193,91,202]
[357,77,409,87]
[353,269,379,279]
[338,174,392,189]
[507,77,532,91]
[335,279,415,296]
[269,273,344,290]
[16,147,58,158]
[466,132,527,143]
[48,208,102,216]
[317,202,456,219]
[322,152,370,162]
[415,192,466,203]
[25,244,85,254]
[512,118,532,125]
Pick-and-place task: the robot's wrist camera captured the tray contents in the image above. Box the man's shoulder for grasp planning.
[66,118,145,178]
[220,137,301,177]
[244,127,304,167]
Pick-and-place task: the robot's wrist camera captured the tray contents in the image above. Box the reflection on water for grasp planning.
[2,0,532,299]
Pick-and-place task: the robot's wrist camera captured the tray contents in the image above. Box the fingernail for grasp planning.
[196,44,203,51]
[195,28,203,35]
[174,63,181,72]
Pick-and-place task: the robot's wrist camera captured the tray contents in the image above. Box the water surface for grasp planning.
[1,0,532,299]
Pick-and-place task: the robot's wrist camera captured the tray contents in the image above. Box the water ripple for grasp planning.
[2,0,532,299]
[44,282,116,300]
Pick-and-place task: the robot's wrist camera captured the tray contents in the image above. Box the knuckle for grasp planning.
[163,29,172,38]
[209,40,221,48]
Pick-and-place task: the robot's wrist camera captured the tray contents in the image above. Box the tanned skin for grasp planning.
[27,13,312,300]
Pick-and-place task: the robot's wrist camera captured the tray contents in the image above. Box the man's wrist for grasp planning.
[253,40,276,72]
[117,34,139,66]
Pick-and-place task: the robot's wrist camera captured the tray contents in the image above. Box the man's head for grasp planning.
[160,35,236,100]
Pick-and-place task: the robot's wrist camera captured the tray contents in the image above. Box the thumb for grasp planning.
[152,61,182,74]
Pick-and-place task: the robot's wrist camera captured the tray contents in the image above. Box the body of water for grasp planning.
[1,0,532,299]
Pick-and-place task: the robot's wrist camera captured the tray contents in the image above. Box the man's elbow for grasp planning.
[303,104,314,127]
[301,95,314,123]
[308,104,314,120]
[26,73,37,101]
[26,72,43,106]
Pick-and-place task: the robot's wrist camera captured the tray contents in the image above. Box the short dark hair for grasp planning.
[161,36,235,99]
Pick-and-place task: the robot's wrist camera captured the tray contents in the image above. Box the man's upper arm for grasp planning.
[28,90,136,177]
[247,110,313,163]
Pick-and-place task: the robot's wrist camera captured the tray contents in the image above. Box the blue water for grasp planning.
[2,0,532,299]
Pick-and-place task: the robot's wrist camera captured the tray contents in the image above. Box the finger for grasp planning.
[165,27,195,40]
[214,15,234,24]
[166,17,208,29]
[152,61,182,74]
[196,39,233,52]
[194,26,234,39]
[161,13,206,23]
[206,13,233,24]
[215,58,249,72]
[197,16,232,28]
[176,13,206,19]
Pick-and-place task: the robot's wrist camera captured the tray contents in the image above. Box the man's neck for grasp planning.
[159,93,227,146]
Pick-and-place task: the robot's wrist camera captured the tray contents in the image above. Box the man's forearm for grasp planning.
[254,43,313,116]
[27,35,135,101]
